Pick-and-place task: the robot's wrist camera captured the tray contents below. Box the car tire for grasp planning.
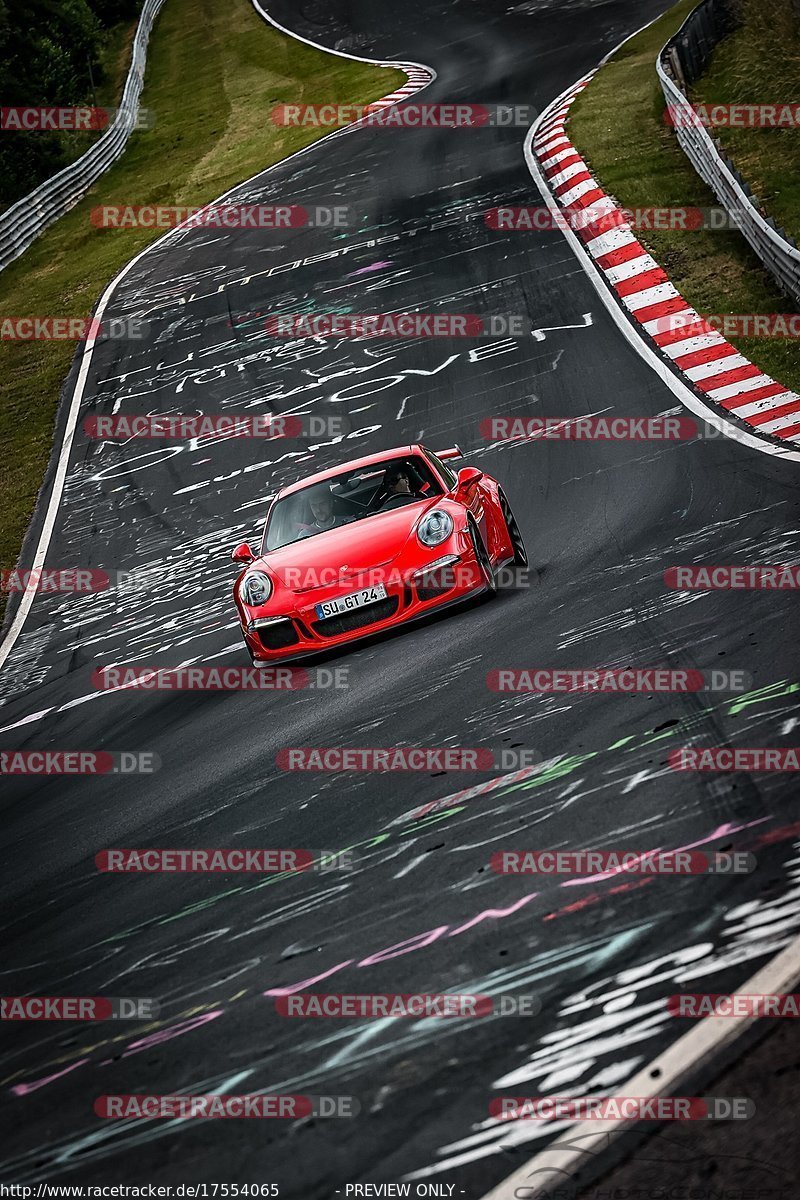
[469,517,497,597]
[499,490,528,567]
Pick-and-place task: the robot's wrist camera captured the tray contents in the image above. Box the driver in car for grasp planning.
[379,465,421,507]
[296,486,354,537]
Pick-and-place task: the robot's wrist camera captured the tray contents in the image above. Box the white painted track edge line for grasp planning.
[479,932,800,1200]
[0,0,436,673]
[249,0,430,70]
[522,80,800,464]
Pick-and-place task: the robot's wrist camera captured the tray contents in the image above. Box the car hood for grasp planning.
[261,500,443,590]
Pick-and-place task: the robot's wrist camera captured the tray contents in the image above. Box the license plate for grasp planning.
[315,584,387,620]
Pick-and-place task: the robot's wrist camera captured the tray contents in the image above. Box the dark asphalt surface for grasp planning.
[1,0,799,1193]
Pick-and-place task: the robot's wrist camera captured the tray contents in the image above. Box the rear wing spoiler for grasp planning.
[435,445,464,461]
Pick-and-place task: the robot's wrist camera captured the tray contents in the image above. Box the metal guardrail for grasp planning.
[0,0,167,273]
[657,0,800,306]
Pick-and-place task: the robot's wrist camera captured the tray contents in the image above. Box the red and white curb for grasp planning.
[343,65,436,130]
[530,73,800,450]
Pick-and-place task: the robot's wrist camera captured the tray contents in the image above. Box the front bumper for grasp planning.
[240,549,486,662]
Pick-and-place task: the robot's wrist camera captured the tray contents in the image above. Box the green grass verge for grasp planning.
[0,0,404,616]
[693,0,800,244]
[567,0,800,398]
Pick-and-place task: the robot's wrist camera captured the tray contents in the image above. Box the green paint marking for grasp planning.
[399,807,466,834]
[512,753,599,790]
[727,680,799,717]
[96,683,796,945]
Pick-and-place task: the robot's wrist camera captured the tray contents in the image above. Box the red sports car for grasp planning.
[230,444,527,662]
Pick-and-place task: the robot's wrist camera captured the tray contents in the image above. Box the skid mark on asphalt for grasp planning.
[1,688,796,1084]
[2,841,800,1180]
[1,12,798,1180]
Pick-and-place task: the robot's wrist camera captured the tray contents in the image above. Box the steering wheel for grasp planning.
[379,493,418,510]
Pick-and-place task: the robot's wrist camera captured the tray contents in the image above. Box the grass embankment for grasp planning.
[694,0,800,243]
[0,0,404,618]
[567,0,800,393]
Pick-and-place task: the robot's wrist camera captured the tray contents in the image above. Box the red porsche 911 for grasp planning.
[230,444,527,662]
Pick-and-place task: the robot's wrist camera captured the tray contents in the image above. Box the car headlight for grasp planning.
[240,571,272,606]
[417,509,454,547]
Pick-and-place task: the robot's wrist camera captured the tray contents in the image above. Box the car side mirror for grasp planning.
[231,542,254,564]
[455,466,483,496]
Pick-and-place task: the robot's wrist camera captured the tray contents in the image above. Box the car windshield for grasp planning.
[263,455,443,551]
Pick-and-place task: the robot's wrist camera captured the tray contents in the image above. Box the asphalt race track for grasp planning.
[1,0,799,1192]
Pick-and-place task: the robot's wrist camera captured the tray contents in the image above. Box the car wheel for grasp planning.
[499,490,528,567]
[469,517,497,596]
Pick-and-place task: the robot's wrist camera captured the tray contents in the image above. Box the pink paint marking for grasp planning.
[544,878,651,921]
[16,817,787,1102]
[358,928,447,967]
[559,819,770,887]
[11,1058,90,1096]
[121,1010,223,1056]
[264,960,354,996]
[447,892,539,937]
[346,261,393,277]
